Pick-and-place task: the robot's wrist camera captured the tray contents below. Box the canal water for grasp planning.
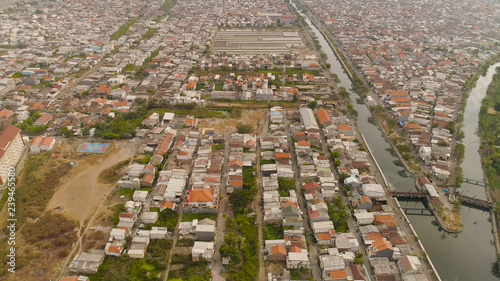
[294,3,499,280]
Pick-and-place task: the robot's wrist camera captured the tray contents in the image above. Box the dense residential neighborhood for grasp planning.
[0,0,499,280]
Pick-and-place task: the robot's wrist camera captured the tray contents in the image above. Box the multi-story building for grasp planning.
[0,125,25,186]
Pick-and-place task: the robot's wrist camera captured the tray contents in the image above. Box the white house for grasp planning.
[287,252,310,269]
[133,190,148,202]
[192,241,214,261]
[354,209,375,225]
[362,184,385,197]
[29,136,56,154]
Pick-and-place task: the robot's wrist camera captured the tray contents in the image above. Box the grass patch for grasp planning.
[91,239,172,281]
[144,208,179,230]
[278,178,296,197]
[260,159,276,165]
[169,258,211,280]
[263,224,283,240]
[176,238,195,247]
[219,215,259,280]
[290,268,311,280]
[0,152,74,277]
[181,213,217,222]
[110,17,138,41]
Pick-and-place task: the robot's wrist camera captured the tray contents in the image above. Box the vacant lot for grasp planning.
[0,139,138,280]
[48,141,137,223]
[198,109,266,133]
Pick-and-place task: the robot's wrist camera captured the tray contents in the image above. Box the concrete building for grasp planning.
[0,125,25,186]
[286,252,310,269]
[29,136,55,154]
[299,107,319,131]
[195,224,216,241]
[68,249,105,274]
[192,241,215,261]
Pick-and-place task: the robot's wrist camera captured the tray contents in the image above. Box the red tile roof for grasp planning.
[271,244,286,255]
[0,125,20,151]
[296,140,310,146]
[317,108,332,124]
[188,188,213,202]
[0,109,13,118]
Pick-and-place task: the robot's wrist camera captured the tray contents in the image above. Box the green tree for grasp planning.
[229,189,253,213]
[61,126,74,137]
[329,151,340,160]
[308,101,317,109]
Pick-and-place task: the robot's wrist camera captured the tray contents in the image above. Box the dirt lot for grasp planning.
[47,141,137,223]
[198,109,266,134]
[46,140,138,279]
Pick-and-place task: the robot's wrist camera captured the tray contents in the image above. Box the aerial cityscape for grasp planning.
[0,0,499,280]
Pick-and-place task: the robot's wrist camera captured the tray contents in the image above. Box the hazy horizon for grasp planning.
[0,0,17,9]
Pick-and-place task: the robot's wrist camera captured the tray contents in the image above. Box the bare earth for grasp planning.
[48,141,136,223]
[0,0,17,9]
[198,109,266,133]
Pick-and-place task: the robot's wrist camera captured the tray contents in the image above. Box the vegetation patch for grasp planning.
[219,215,259,281]
[278,178,296,197]
[327,195,349,233]
[181,213,217,222]
[90,239,172,281]
[263,224,283,240]
[110,17,138,41]
[168,257,211,281]
[99,160,129,184]
[480,67,500,191]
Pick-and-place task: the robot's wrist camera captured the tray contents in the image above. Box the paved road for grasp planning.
[213,133,231,281]
[283,114,322,281]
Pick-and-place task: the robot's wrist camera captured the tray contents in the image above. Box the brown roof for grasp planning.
[328,270,347,280]
[275,153,291,158]
[318,232,331,241]
[0,125,20,151]
[271,244,286,255]
[141,173,155,183]
[34,113,53,126]
[154,132,174,155]
[228,158,243,167]
[296,140,310,146]
[30,136,55,148]
[317,108,332,124]
[350,264,366,280]
[0,109,13,118]
[229,180,242,186]
[161,201,175,210]
[188,188,213,202]
[372,239,393,251]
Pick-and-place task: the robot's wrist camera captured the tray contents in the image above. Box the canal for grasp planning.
[294,3,499,280]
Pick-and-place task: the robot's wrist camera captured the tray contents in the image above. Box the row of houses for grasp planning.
[261,108,311,271]
[317,107,432,280]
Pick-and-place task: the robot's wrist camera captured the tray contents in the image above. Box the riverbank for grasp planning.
[292,0,500,279]
[304,7,462,233]
[477,65,500,260]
